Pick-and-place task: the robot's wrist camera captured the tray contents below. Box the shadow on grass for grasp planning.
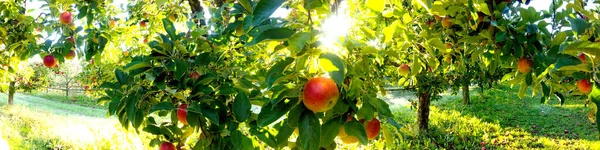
[389,84,600,149]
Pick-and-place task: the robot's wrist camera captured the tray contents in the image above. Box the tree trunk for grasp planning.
[66,82,69,98]
[8,81,15,105]
[462,79,470,105]
[417,91,431,131]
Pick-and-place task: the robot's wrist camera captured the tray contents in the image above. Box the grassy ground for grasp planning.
[382,84,600,149]
[23,90,103,108]
[1,84,599,149]
[0,93,152,149]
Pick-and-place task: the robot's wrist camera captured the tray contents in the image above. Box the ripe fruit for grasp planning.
[434,15,442,21]
[160,142,176,150]
[169,14,176,21]
[302,76,339,113]
[65,50,76,60]
[90,59,94,65]
[43,55,57,68]
[480,141,487,146]
[340,135,359,144]
[143,38,149,43]
[190,71,201,80]
[426,20,434,28]
[109,20,116,27]
[517,57,532,73]
[140,21,147,28]
[442,17,452,28]
[123,51,129,56]
[59,11,72,24]
[66,37,75,44]
[579,53,586,64]
[177,104,188,125]
[365,118,381,140]
[577,79,592,94]
[564,129,568,134]
[84,85,90,90]
[399,64,410,76]
[445,43,452,49]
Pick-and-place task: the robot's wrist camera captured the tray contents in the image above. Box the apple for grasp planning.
[517,57,532,73]
[399,64,410,76]
[564,129,568,134]
[442,17,452,28]
[303,76,339,113]
[482,147,487,150]
[140,21,147,28]
[480,141,486,146]
[177,104,188,125]
[55,71,60,74]
[532,125,536,129]
[65,50,76,60]
[143,38,149,44]
[90,59,94,65]
[190,71,201,80]
[434,15,442,21]
[160,142,176,150]
[365,118,381,140]
[43,55,57,68]
[109,20,116,27]
[59,11,73,24]
[579,52,586,64]
[169,14,176,21]
[84,85,90,90]
[66,37,75,44]
[445,43,453,49]
[577,79,592,94]
[123,51,129,56]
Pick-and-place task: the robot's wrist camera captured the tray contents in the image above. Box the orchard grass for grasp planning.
[0,93,153,149]
[1,84,599,149]
[21,90,104,109]
[385,84,600,149]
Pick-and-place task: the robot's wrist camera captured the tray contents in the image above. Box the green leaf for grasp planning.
[233,92,251,122]
[200,105,219,125]
[541,82,550,103]
[239,0,253,13]
[518,82,528,99]
[252,0,285,26]
[319,118,342,147]
[248,28,295,45]
[368,97,392,117]
[143,125,162,135]
[552,32,566,46]
[319,53,345,85]
[568,17,590,35]
[288,32,311,54]
[366,0,385,13]
[298,111,320,150]
[275,120,295,147]
[149,102,176,114]
[115,69,127,85]
[588,84,600,136]
[124,61,152,72]
[232,130,255,150]
[344,121,368,145]
[287,104,304,128]
[266,57,295,89]
[162,18,178,41]
[554,54,582,70]
[303,0,323,10]
[257,98,298,127]
[174,59,188,79]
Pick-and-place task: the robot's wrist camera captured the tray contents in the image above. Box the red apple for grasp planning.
[365,118,381,140]
[399,64,410,76]
[303,76,339,113]
[190,72,201,80]
[564,129,568,134]
[579,53,586,64]
[577,79,592,94]
[140,21,147,28]
[84,85,90,90]
[160,142,176,150]
[43,55,57,68]
[517,57,532,73]
[66,37,75,45]
[60,11,73,24]
[177,104,188,125]
[65,50,76,60]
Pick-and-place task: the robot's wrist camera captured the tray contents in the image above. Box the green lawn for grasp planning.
[1,84,599,149]
[0,93,152,149]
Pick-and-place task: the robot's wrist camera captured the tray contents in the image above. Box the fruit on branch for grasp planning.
[169,14,176,21]
[109,20,116,27]
[140,21,147,28]
[65,50,76,60]
[43,55,57,68]
[143,38,149,44]
[60,11,73,24]
[338,115,358,144]
[399,64,410,76]
[577,79,592,94]
[303,76,339,112]
[442,17,452,28]
[123,51,129,56]
[579,53,586,64]
[190,72,201,80]
[177,104,188,125]
[365,118,381,140]
[445,43,453,49]
[517,57,532,73]
[66,37,75,44]
[160,142,176,150]
[84,85,90,90]
[434,15,442,21]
